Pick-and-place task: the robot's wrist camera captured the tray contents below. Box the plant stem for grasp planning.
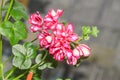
[13,71,28,80]
[0,0,4,79]
[4,0,14,21]
[0,35,3,80]
[0,63,4,80]
[31,51,48,69]
[0,35,2,67]
[0,0,4,22]
[0,0,14,79]
[31,38,38,43]
[4,67,16,80]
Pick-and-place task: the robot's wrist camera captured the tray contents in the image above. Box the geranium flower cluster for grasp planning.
[29,9,90,65]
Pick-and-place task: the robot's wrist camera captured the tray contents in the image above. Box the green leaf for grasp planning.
[82,26,91,35]
[13,21,27,39]
[65,79,71,80]
[23,42,36,59]
[82,26,91,40]
[3,0,28,20]
[36,51,58,70]
[56,78,63,80]
[13,1,26,10]
[45,53,58,68]
[38,63,48,70]
[81,26,99,40]
[83,35,90,40]
[91,26,99,37]
[33,77,42,80]
[0,21,13,37]
[35,54,43,64]
[13,56,31,69]
[33,69,42,80]
[0,21,27,45]
[3,1,25,11]
[10,9,28,20]
[12,44,25,57]
[12,43,36,69]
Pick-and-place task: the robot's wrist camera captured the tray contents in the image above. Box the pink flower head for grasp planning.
[29,11,43,32]
[53,49,65,61]
[73,44,91,58]
[44,9,64,30]
[30,25,41,32]
[54,23,78,42]
[38,30,53,48]
[67,56,77,65]
[49,36,71,61]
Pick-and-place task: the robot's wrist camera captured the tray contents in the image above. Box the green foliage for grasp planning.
[12,42,36,69]
[3,0,28,20]
[82,26,99,40]
[0,21,27,45]
[10,8,28,20]
[91,26,99,37]
[56,78,63,80]
[56,78,71,80]
[0,0,28,45]
[35,50,58,70]
[33,69,42,80]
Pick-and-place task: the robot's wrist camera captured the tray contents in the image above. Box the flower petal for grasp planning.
[66,23,74,34]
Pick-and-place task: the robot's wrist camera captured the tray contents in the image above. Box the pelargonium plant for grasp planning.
[0,0,99,80]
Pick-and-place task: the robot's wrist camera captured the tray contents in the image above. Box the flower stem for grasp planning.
[4,0,14,21]
[0,0,14,79]
[31,50,48,69]
[0,35,3,79]
[0,0,4,79]
[13,71,28,80]
[0,63,4,80]
[4,67,16,80]
[31,38,38,43]
[0,35,2,67]
[0,0,3,22]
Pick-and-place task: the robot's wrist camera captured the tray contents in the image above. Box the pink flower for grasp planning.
[53,49,65,61]
[29,11,43,32]
[44,9,64,30]
[49,36,71,61]
[30,25,41,32]
[73,44,91,58]
[54,23,78,42]
[67,56,77,65]
[38,30,53,48]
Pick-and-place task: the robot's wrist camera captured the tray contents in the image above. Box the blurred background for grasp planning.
[2,0,120,80]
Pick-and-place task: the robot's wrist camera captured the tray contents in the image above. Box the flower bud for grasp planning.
[73,44,91,58]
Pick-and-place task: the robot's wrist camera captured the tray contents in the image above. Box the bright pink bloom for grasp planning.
[73,44,91,58]
[44,9,64,30]
[30,25,41,32]
[49,46,65,61]
[54,23,78,42]
[48,23,78,62]
[38,31,53,48]
[29,11,43,32]
[53,49,65,61]
[49,36,71,61]
[67,56,77,65]
[29,11,43,26]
